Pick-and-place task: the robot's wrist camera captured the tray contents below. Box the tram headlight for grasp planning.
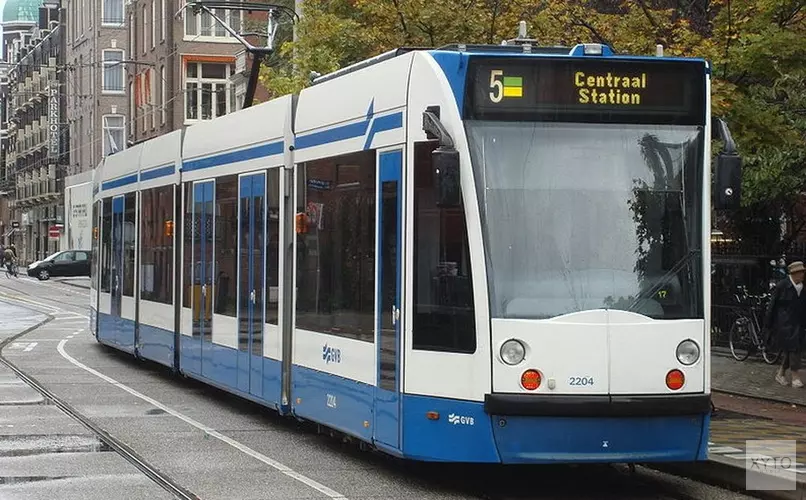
[676,339,700,366]
[500,339,526,365]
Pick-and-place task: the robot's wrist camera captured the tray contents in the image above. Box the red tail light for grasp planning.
[666,369,685,390]
[521,369,541,390]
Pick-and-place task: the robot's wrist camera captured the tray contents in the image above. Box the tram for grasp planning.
[90,35,743,463]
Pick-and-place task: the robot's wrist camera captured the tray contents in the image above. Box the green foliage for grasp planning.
[259,0,806,245]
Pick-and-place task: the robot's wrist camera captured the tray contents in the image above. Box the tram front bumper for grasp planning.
[485,393,711,464]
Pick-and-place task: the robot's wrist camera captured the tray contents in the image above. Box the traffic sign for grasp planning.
[48,226,60,239]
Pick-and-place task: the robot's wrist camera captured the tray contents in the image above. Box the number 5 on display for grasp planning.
[489,70,503,103]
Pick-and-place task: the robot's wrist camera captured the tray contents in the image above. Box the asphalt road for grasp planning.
[0,275,760,500]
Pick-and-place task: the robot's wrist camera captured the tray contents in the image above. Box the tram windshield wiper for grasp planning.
[625,249,701,314]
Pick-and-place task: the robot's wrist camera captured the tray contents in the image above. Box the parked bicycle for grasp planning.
[728,285,781,364]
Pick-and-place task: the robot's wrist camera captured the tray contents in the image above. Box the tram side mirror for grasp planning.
[433,147,461,208]
[714,152,742,210]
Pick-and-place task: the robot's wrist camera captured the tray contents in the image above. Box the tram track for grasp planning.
[0,289,199,500]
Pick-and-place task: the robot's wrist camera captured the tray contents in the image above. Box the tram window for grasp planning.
[295,150,376,343]
[266,168,280,325]
[122,192,137,298]
[182,183,193,310]
[140,186,174,304]
[215,176,238,317]
[91,200,99,290]
[101,198,112,293]
[412,142,476,354]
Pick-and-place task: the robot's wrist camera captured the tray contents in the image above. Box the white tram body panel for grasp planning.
[89,43,719,464]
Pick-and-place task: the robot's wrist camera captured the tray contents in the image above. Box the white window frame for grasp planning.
[183,61,235,123]
[151,0,156,49]
[143,5,148,54]
[161,0,166,40]
[129,13,135,54]
[101,49,126,94]
[183,0,242,42]
[101,0,125,26]
[102,114,127,157]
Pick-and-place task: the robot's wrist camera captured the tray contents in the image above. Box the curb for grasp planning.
[57,280,91,290]
[654,458,806,500]
[714,388,806,409]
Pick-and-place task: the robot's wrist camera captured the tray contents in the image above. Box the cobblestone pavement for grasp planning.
[710,353,806,485]
[712,350,806,405]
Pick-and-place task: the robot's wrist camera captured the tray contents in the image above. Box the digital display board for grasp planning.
[464,57,706,125]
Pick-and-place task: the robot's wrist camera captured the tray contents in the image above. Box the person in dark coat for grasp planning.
[764,261,806,388]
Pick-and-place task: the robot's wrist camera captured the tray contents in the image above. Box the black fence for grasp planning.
[711,236,806,347]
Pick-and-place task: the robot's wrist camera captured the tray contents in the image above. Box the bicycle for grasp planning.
[4,260,19,278]
[728,286,781,364]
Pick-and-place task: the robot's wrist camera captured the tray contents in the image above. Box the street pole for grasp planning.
[292,0,301,72]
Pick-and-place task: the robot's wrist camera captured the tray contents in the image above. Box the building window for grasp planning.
[102,49,125,92]
[184,62,234,122]
[151,0,156,48]
[102,0,125,25]
[103,115,126,156]
[161,0,166,40]
[184,0,241,38]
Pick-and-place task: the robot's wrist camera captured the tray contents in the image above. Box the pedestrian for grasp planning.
[764,261,806,388]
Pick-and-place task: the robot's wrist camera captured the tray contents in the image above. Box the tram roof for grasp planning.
[311,43,709,86]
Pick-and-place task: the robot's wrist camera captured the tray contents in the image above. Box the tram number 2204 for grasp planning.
[569,376,594,386]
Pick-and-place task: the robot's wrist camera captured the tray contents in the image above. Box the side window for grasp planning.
[101,198,112,292]
[56,252,75,261]
[182,183,193,309]
[266,168,280,325]
[91,201,99,289]
[122,192,137,297]
[140,186,174,304]
[75,252,89,261]
[214,176,237,316]
[295,150,376,342]
[413,142,476,353]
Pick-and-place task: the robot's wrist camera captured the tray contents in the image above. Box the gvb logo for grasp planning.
[447,413,475,426]
[322,344,341,364]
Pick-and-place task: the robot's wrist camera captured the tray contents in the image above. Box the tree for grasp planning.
[260,0,806,250]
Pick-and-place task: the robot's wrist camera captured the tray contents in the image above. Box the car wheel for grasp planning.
[38,269,49,280]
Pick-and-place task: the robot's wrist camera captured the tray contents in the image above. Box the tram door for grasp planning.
[238,173,265,397]
[374,150,403,450]
[191,181,214,377]
[110,196,124,321]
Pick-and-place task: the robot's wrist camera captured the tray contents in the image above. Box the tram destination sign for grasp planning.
[465,57,706,125]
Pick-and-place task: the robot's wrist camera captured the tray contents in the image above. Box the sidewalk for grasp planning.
[693,352,806,499]
[713,350,806,406]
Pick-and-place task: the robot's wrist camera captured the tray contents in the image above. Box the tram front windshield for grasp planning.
[465,121,704,321]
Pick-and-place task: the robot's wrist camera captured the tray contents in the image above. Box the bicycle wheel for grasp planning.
[762,348,781,365]
[729,316,752,361]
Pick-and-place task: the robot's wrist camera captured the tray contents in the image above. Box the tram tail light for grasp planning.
[521,369,541,391]
[666,369,685,390]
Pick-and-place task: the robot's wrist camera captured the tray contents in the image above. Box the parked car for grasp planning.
[27,250,91,280]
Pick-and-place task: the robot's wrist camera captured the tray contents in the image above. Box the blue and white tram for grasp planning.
[90,40,743,464]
